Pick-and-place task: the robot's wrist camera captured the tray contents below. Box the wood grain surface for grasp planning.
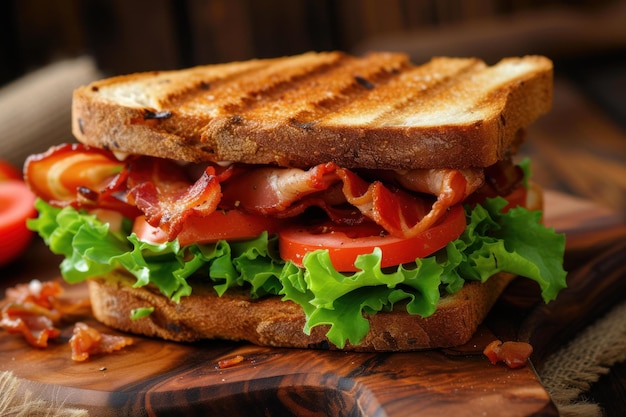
[1,190,625,417]
[521,78,626,217]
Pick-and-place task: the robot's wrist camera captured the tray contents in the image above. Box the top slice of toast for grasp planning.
[72,51,553,169]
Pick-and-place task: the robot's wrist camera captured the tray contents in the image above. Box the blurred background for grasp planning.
[1,0,625,214]
[2,0,625,80]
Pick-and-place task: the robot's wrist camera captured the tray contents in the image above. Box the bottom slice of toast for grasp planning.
[88,269,515,351]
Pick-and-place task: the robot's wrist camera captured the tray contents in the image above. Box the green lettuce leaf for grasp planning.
[27,200,282,303]
[28,196,567,348]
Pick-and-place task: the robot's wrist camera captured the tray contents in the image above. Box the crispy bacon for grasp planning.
[366,168,483,238]
[0,303,61,348]
[217,354,245,369]
[1,279,131,359]
[1,280,90,349]
[1,280,63,347]
[69,322,133,362]
[467,158,524,205]
[220,162,340,213]
[126,158,223,238]
[4,279,90,317]
[388,168,484,207]
[24,143,139,217]
[220,164,477,238]
[336,169,432,238]
[76,162,140,218]
[483,339,533,369]
[5,280,63,310]
[25,143,489,241]
[483,159,525,196]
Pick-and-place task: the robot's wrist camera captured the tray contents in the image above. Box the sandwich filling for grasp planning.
[24,143,567,348]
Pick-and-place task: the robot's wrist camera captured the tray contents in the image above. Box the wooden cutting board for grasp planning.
[1,190,625,417]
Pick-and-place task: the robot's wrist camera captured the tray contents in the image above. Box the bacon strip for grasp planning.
[24,143,137,216]
[25,144,485,241]
[366,168,483,237]
[336,169,434,237]
[220,162,340,213]
[5,280,64,309]
[1,279,131,359]
[221,164,479,238]
[126,158,223,237]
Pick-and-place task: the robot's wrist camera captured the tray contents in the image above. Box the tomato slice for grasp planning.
[278,204,466,271]
[0,180,37,266]
[132,209,286,246]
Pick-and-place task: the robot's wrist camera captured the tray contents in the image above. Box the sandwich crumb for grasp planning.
[217,355,245,369]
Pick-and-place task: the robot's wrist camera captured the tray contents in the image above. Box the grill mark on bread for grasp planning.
[143,110,172,120]
[354,75,375,90]
[151,60,276,109]
[72,53,553,169]
[92,58,279,110]
[321,57,485,127]
[242,52,411,128]
[180,52,348,118]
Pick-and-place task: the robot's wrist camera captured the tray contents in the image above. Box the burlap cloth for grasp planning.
[1,57,625,417]
[0,371,88,417]
[538,299,626,416]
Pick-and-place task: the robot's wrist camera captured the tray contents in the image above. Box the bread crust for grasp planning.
[71,52,552,170]
[87,270,515,351]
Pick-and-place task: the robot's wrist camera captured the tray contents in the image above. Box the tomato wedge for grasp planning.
[278,204,466,271]
[133,209,286,246]
[0,180,37,266]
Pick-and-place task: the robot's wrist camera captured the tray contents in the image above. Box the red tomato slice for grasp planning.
[278,204,466,271]
[0,160,22,181]
[0,180,37,266]
[132,209,286,246]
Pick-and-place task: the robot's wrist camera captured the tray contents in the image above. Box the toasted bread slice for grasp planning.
[87,270,515,351]
[72,52,552,170]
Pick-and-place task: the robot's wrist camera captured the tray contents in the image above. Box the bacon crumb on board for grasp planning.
[70,322,134,362]
[1,280,65,348]
[217,355,245,369]
[0,279,133,361]
[483,339,533,369]
[0,306,61,348]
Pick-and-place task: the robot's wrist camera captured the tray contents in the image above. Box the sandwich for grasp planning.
[23,51,567,351]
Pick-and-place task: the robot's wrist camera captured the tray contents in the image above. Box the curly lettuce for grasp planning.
[28,197,567,348]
